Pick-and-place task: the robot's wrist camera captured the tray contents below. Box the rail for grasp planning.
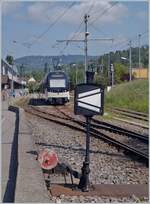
[24,106,148,166]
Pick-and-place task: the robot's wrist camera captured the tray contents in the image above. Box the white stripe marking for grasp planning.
[78,93,101,108]
[78,89,100,98]
[78,102,100,112]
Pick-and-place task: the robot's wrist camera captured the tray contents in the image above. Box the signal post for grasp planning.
[74,71,104,191]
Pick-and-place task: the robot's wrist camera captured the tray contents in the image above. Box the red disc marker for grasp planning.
[38,149,58,170]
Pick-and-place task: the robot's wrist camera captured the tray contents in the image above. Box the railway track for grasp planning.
[108,107,149,122]
[55,106,149,144]
[91,119,148,143]
[112,107,148,117]
[24,105,148,166]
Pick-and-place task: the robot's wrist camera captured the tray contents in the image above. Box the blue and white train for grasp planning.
[41,71,70,104]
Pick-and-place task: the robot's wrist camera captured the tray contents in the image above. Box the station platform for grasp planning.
[1,101,16,202]
[1,100,50,202]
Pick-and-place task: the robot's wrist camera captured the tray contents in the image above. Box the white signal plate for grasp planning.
[74,84,104,116]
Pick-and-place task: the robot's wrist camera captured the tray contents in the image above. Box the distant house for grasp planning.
[28,77,36,83]
[132,68,148,79]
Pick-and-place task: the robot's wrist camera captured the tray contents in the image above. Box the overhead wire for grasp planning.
[88,1,120,39]
[61,2,119,56]
[27,2,77,47]
[90,2,119,25]
[58,20,84,55]
[114,30,148,50]
[28,1,147,58]
[69,0,95,41]
[89,23,109,36]
[87,1,119,56]
[58,1,96,55]
[90,16,148,52]
[87,1,95,15]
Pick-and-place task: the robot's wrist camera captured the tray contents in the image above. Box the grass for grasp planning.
[105,79,149,113]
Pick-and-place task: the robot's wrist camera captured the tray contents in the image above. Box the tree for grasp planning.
[114,63,128,83]
[31,70,44,82]
[28,82,35,93]
[97,45,149,70]
[68,64,84,89]
[5,55,14,65]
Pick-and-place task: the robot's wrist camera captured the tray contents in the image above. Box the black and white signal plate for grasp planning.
[74,84,104,117]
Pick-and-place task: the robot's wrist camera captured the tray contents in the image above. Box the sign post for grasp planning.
[74,83,104,191]
[78,116,91,191]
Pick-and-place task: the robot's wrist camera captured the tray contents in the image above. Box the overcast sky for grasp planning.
[1,0,149,59]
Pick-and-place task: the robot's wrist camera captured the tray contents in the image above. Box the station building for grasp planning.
[1,59,26,90]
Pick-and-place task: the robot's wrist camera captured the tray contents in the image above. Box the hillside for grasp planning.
[14,55,98,70]
[105,79,148,113]
[14,45,148,73]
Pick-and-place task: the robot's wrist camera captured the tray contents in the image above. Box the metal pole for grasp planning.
[84,116,91,190]
[108,53,110,85]
[111,64,114,87]
[76,66,77,85]
[112,70,114,87]
[79,116,91,191]
[101,56,103,69]
[85,117,91,159]
[11,64,14,94]
[84,14,89,83]
[21,64,24,93]
[129,40,132,81]
[138,34,141,68]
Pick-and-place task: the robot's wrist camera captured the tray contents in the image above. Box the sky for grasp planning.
[1,0,149,59]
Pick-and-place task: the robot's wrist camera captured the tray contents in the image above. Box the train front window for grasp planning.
[49,79,65,88]
[50,74,64,78]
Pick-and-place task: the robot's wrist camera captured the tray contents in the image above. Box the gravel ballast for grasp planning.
[25,110,148,203]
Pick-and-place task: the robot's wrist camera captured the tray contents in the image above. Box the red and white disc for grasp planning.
[38,149,58,170]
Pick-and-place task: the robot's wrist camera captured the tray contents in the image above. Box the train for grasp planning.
[40,71,70,104]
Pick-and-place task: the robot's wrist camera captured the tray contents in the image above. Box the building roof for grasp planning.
[1,59,19,74]
[28,77,36,83]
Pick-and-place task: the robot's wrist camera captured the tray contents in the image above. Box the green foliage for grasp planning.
[24,70,44,92]
[94,74,107,87]
[105,79,148,113]
[76,65,85,83]
[31,70,44,82]
[94,63,128,86]
[34,83,41,93]
[68,64,84,88]
[69,68,76,87]
[28,83,35,93]
[28,81,41,93]
[6,55,14,65]
[98,45,148,68]
[114,63,128,84]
